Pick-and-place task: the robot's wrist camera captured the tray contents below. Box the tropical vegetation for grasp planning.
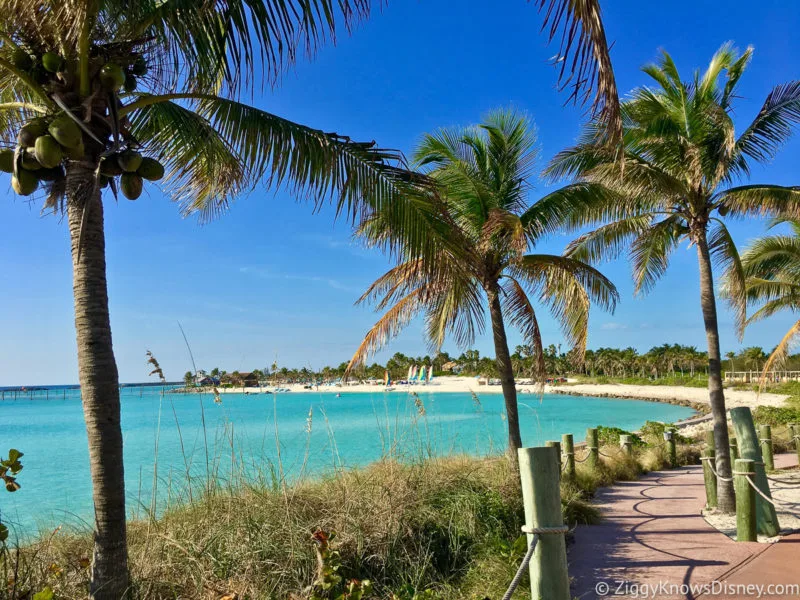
[727,218,800,377]
[546,43,800,512]
[0,0,624,595]
[347,110,619,457]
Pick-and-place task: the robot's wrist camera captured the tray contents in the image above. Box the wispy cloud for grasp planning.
[239,266,358,292]
[600,322,629,330]
[294,233,376,259]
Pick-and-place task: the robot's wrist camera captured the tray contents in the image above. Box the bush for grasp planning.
[753,406,800,426]
[639,421,692,445]
[596,425,645,447]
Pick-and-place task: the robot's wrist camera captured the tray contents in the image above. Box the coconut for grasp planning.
[132,56,148,76]
[11,169,38,195]
[137,157,165,181]
[21,149,41,171]
[718,204,729,217]
[37,167,63,182]
[48,116,82,149]
[17,119,48,147]
[100,156,123,176]
[117,150,142,173]
[98,174,110,189]
[12,49,32,70]
[42,52,64,73]
[99,63,125,90]
[120,173,143,200]
[64,141,85,160]
[124,73,137,92]
[34,135,63,169]
[0,149,14,173]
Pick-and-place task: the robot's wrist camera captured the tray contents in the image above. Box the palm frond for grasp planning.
[536,0,622,144]
[346,287,426,374]
[759,319,800,390]
[564,215,653,264]
[709,219,746,336]
[630,216,687,295]
[502,276,546,387]
[719,184,800,219]
[735,81,800,164]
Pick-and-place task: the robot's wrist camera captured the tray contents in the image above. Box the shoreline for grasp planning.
[176,376,790,427]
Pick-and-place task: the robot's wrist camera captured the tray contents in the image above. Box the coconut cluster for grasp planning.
[3,46,164,200]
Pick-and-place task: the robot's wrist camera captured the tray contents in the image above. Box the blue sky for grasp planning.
[2,0,799,385]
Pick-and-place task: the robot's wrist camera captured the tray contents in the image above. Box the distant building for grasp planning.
[236,372,260,387]
[196,376,220,386]
[441,361,461,373]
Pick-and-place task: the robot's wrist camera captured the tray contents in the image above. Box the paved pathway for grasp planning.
[570,454,799,599]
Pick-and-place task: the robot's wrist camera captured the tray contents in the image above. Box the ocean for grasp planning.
[0,385,694,540]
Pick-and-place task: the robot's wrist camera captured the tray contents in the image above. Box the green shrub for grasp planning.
[753,406,800,426]
[639,421,691,444]
[596,425,645,447]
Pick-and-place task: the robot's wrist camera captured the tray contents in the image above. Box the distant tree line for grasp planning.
[185,345,800,386]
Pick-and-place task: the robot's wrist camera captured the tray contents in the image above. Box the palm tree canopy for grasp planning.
[723,218,800,372]
[545,43,800,329]
[0,0,429,227]
[349,109,618,376]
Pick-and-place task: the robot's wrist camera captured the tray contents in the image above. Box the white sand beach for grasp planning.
[214,376,790,412]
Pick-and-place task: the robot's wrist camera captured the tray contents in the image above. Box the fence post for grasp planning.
[562,434,575,481]
[620,434,633,457]
[730,437,739,462]
[666,428,677,468]
[791,423,800,464]
[518,446,570,600]
[545,440,562,473]
[704,429,716,451]
[734,458,756,542]
[701,448,718,509]
[586,428,599,471]
[759,424,774,471]
[730,407,780,537]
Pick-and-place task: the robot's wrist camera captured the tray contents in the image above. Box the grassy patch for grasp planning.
[1,447,701,600]
[570,375,710,388]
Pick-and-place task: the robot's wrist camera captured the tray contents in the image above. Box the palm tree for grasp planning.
[725,351,736,374]
[547,44,800,513]
[347,110,618,456]
[0,2,622,596]
[0,2,438,596]
[727,219,800,375]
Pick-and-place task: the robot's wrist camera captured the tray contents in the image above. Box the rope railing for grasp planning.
[500,524,572,600]
[742,473,800,511]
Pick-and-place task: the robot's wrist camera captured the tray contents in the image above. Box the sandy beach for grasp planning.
[213,376,790,412]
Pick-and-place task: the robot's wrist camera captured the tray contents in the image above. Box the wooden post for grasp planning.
[730,407,779,537]
[620,434,633,457]
[562,434,575,481]
[666,428,677,468]
[704,429,716,451]
[734,458,757,542]
[586,428,599,471]
[791,423,800,464]
[730,438,739,462]
[518,446,570,600]
[546,440,562,473]
[701,448,717,509]
[759,424,774,471]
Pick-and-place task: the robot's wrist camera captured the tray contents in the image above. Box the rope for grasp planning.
[502,525,568,600]
[700,457,734,482]
[501,535,537,600]
[764,473,800,485]
[743,475,799,511]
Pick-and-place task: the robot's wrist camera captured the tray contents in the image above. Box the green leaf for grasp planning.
[7,449,22,463]
[33,587,55,600]
[0,523,8,542]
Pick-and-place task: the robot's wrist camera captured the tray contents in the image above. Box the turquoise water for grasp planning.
[0,386,694,540]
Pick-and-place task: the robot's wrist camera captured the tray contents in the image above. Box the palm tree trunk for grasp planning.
[67,163,130,599]
[695,226,735,514]
[486,284,523,459]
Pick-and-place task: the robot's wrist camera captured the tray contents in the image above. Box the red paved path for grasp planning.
[569,454,800,599]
